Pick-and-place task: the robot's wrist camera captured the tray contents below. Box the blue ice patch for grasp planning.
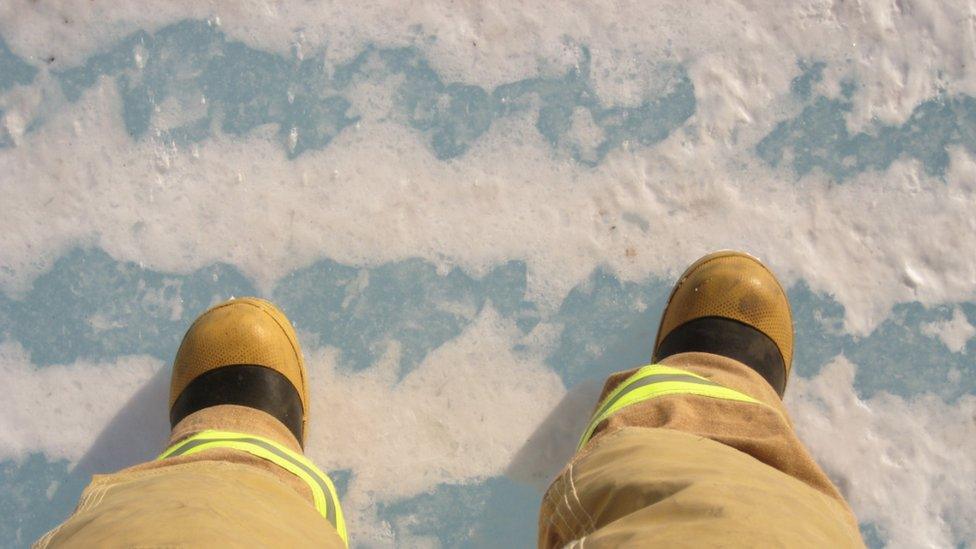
[758,62,976,180]
[0,37,37,92]
[40,20,696,164]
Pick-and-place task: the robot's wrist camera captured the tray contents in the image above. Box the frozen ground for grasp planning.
[1,2,975,547]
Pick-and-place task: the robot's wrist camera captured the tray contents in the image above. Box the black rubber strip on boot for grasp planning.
[655,316,787,397]
[170,364,305,446]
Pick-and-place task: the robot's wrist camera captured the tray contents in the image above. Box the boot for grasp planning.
[653,251,793,397]
[169,297,309,446]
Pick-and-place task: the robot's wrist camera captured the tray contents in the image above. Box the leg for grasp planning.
[539,252,864,548]
[37,298,346,548]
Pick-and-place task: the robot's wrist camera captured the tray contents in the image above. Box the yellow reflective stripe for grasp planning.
[592,364,712,415]
[577,364,771,450]
[158,430,347,546]
[162,440,336,530]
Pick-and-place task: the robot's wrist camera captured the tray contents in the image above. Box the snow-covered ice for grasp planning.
[0,2,974,547]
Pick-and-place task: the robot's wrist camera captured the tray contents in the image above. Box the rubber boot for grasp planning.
[169,297,309,446]
[652,251,793,397]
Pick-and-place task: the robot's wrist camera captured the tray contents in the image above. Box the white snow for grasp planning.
[305,308,565,544]
[921,307,975,353]
[0,342,166,462]
[790,357,976,549]
[2,0,975,134]
[1,77,975,335]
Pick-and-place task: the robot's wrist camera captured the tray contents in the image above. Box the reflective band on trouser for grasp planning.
[578,364,776,450]
[158,430,347,546]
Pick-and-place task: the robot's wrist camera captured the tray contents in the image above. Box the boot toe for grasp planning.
[170,298,308,442]
[653,251,794,389]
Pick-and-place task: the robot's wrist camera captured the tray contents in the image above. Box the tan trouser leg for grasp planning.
[36,405,344,548]
[538,352,864,548]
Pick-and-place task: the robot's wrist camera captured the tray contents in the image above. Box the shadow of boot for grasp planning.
[40,364,170,538]
[504,380,602,492]
[72,364,171,478]
[58,363,170,485]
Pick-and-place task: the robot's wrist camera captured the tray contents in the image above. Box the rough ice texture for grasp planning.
[0,1,974,547]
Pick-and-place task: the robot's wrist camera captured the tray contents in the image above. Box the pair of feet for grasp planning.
[169,250,793,446]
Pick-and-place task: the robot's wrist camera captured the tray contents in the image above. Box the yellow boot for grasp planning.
[35,298,350,548]
[653,250,794,396]
[169,297,309,446]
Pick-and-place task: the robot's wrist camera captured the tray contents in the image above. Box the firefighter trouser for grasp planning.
[538,352,864,548]
[35,405,347,549]
[38,352,862,548]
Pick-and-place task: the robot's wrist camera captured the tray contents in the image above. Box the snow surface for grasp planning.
[0,1,974,547]
[922,307,976,353]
